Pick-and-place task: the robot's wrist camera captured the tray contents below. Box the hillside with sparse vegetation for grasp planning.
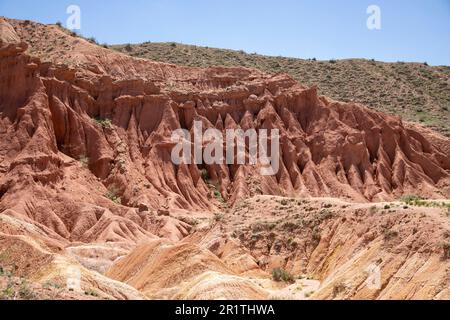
[111,42,450,136]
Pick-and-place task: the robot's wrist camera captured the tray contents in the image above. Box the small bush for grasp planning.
[1,277,15,300]
[84,288,99,297]
[95,117,112,129]
[332,281,346,297]
[400,194,423,205]
[200,168,210,182]
[319,208,332,220]
[125,44,133,52]
[18,280,36,300]
[442,242,450,260]
[214,190,225,203]
[272,268,294,283]
[252,222,275,232]
[55,21,62,27]
[43,281,61,290]
[401,195,449,212]
[383,228,398,241]
[312,230,321,243]
[287,238,298,249]
[281,221,299,232]
[105,188,121,204]
[214,212,224,222]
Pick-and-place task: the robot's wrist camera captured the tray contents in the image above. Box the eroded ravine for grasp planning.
[0,17,449,300]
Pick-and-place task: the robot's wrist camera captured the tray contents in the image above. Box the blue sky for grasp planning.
[1,0,449,65]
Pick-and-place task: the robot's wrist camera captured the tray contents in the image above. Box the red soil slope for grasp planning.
[0,18,449,300]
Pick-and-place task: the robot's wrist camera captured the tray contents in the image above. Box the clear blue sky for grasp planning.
[1,0,449,65]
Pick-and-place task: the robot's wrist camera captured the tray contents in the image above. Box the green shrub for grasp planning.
[18,280,35,300]
[200,168,210,182]
[214,190,225,203]
[214,212,224,222]
[84,288,99,297]
[1,278,14,299]
[401,195,450,213]
[105,188,121,204]
[95,117,112,129]
[43,281,61,290]
[400,194,430,207]
[272,268,294,283]
[400,194,423,205]
[125,43,133,52]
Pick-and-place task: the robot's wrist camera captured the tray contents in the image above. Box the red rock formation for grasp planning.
[0,17,449,244]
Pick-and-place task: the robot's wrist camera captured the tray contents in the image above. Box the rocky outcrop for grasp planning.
[0,17,449,300]
[213,196,450,300]
[0,18,449,223]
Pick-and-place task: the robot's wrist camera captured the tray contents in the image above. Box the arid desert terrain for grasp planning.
[0,17,449,300]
